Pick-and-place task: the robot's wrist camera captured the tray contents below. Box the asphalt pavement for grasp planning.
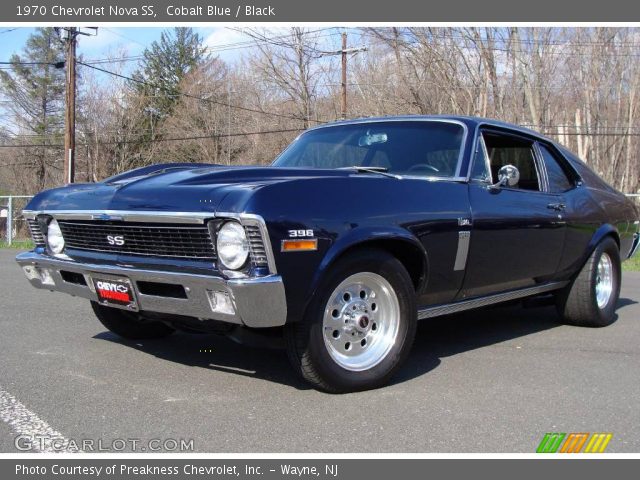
[1,249,639,452]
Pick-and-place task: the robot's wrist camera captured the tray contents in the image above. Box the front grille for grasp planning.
[245,225,269,268]
[27,219,46,246]
[57,221,216,260]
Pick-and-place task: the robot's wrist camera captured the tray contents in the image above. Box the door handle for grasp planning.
[547,203,566,211]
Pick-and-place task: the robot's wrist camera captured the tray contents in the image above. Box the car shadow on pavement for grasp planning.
[392,296,635,386]
[93,297,636,392]
[391,304,561,386]
[616,297,638,309]
[93,329,312,390]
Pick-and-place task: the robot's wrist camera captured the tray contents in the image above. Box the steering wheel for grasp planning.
[407,163,439,173]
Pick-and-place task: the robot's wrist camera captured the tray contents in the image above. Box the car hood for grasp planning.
[25,164,352,214]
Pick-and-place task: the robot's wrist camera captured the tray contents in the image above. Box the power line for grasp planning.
[4,125,640,153]
[78,61,324,124]
[101,27,147,49]
[361,31,640,58]
[0,126,303,150]
[361,29,640,48]
[6,29,640,69]
[83,28,340,65]
[3,117,640,141]
[0,61,63,67]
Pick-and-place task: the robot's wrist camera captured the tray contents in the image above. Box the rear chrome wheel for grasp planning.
[322,272,400,371]
[556,237,620,328]
[595,253,613,309]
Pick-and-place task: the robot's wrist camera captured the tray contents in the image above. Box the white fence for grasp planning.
[1,193,639,246]
[0,196,34,245]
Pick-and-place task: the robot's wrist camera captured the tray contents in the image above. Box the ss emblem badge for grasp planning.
[106,235,125,246]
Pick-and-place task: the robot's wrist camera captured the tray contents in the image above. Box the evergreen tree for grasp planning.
[0,27,66,189]
[133,27,208,119]
[116,27,208,168]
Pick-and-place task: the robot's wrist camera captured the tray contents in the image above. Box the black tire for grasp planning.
[91,302,175,339]
[285,249,417,393]
[556,237,621,327]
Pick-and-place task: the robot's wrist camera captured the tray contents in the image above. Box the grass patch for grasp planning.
[623,254,640,272]
[0,240,34,249]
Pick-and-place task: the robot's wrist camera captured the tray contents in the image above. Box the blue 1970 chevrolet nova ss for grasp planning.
[16,116,640,392]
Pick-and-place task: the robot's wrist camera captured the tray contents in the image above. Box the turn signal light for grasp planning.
[281,239,318,252]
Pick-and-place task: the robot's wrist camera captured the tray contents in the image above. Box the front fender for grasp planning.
[300,226,429,317]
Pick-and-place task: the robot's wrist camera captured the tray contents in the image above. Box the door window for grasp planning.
[482,132,541,191]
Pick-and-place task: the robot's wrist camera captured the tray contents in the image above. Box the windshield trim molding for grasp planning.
[273,118,469,181]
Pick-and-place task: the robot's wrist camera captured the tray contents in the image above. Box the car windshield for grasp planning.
[272,120,465,178]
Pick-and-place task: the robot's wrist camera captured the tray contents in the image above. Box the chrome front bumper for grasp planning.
[15,251,287,328]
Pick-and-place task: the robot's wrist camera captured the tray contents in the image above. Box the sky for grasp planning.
[0,26,347,107]
[0,26,350,135]
[0,27,262,72]
[0,26,258,68]
[0,26,349,71]
[0,26,340,133]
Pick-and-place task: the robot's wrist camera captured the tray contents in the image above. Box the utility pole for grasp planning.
[323,33,367,120]
[63,27,77,184]
[228,81,232,166]
[58,27,96,184]
[341,33,347,119]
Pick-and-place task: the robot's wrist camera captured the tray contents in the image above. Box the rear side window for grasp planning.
[482,132,541,191]
[538,144,574,193]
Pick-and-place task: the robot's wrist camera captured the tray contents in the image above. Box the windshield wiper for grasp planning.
[338,166,402,179]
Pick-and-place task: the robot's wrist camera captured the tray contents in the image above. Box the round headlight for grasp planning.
[216,221,249,270]
[47,219,65,254]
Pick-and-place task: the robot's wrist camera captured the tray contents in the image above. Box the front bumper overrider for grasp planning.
[15,251,287,328]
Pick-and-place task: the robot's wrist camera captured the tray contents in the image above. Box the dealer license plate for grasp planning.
[92,277,137,309]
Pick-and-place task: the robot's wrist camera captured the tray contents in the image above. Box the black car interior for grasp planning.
[483,132,541,191]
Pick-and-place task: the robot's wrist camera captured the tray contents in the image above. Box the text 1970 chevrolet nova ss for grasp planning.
[17,116,640,392]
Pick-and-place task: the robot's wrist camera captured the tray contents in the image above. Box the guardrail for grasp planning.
[1,193,639,247]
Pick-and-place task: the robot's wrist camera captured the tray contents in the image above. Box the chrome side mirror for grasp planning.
[491,164,520,189]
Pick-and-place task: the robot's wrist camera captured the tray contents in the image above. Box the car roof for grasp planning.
[308,114,551,142]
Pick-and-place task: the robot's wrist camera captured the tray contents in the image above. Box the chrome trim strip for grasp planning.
[15,251,287,328]
[61,245,215,260]
[417,281,568,320]
[628,232,640,260]
[453,231,471,271]
[469,133,492,184]
[22,210,214,224]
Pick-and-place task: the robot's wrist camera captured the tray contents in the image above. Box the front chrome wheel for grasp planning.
[322,272,400,371]
[595,252,613,309]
